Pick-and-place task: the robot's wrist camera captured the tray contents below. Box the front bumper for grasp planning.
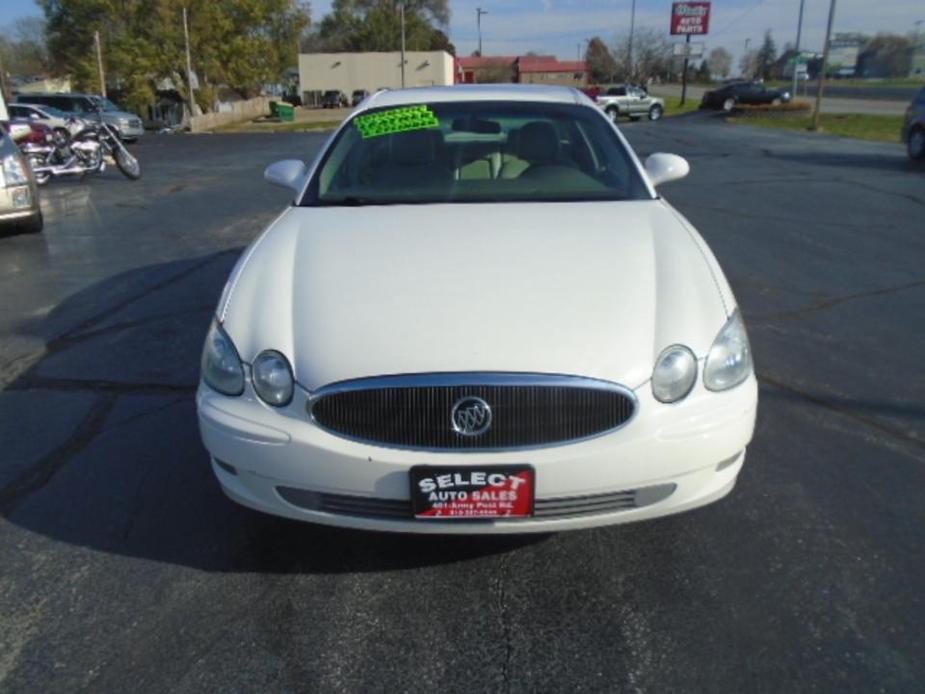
[0,184,40,222]
[112,122,145,140]
[197,374,757,533]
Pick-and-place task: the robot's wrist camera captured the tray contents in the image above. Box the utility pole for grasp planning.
[812,0,837,130]
[183,7,196,119]
[94,30,106,97]
[680,35,691,105]
[476,7,488,57]
[791,0,805,98]
[0,49,8,103]
[627,0,636,81]
[743,38,751,77]
[400,2,406,88]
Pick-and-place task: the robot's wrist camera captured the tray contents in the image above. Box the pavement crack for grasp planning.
[495,552,514,694]
[757,374,925,455]
[751,277,925,322]
[0,393,117,515]
[50,250,234,348]
[835,176,925,208]
[56,305,215,347]
[6,376,196,396]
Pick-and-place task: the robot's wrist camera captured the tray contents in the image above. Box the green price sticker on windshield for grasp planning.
[354,105,440,139]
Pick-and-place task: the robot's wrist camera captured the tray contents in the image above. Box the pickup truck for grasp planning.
[595,85,665,122]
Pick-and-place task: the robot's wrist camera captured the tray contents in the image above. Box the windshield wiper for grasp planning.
[321,196,387,207]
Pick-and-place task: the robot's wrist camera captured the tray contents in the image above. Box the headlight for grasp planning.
[2,155,29,186]
[703,309,753,391]
[252,350,294,406]
[651,344,697,403]
[201,320,244,396]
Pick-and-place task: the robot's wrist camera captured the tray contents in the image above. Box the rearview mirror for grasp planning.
[644,153,690,187]
[264,159,307,192]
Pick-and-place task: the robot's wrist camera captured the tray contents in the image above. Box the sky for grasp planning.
[5,0,924,66]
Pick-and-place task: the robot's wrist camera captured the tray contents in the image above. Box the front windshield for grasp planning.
[95,97,123,112]
[305,100,651,206]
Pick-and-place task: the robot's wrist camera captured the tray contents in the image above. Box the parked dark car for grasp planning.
[321,90,349,109]
[351,89,370,107]
[701,82,792,111]
[901,87,925,161]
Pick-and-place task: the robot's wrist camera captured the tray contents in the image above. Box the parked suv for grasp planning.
[902,87,925,161]
[14,93,144,141]
[700,81,792,111]
[596,85,665,121]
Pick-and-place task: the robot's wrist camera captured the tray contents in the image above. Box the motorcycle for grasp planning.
[23,108,141,185]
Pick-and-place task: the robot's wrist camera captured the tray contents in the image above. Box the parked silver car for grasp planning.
[14,93,144,142]
[902,87,925,161]
[596,85,665,122]
[0,126,43,234]
[9,102,89,139]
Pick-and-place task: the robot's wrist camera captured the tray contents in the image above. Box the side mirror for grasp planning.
[644,153,690,187]
[264,159,307,192]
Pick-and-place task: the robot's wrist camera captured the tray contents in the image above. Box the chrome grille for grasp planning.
[276,484,676,520]
[308,373,636,450]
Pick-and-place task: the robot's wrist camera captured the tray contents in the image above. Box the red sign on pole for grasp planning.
[670,2,711,35]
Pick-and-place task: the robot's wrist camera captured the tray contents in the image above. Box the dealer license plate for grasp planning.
[410,465,535,519]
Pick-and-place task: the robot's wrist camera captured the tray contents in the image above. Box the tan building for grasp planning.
[299,51,454,103]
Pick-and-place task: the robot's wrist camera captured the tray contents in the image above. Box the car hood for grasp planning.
[221,201,731,392]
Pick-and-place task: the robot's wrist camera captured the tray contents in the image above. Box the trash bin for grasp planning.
[276,103,295,122]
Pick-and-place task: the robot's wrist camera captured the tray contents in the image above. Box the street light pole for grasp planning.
[94,30,106,97]
[812,0,837,130]
[627,0,636,81]
[183,7,196,120]
[791,0,805,98]
[477,8,488,56]
[400,2,406,88]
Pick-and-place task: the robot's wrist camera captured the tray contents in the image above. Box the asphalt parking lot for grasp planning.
[1,115,924,692]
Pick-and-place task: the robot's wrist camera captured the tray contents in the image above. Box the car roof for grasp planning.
[363,84,584,110]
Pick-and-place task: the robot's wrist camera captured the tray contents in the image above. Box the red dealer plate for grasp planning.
[410,465,535,519]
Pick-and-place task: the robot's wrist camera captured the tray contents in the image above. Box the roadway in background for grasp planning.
[1,119,923,692]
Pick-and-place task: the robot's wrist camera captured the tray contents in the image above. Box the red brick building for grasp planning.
[456,55,588,87]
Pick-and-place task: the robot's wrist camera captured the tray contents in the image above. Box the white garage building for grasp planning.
[298,51,454,104]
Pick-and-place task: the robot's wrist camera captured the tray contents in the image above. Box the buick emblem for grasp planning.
[451,396,492,436]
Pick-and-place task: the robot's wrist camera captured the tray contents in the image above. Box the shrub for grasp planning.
[732,100,812,118]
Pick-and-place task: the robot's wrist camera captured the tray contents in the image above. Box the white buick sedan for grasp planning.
[197,85,757,533]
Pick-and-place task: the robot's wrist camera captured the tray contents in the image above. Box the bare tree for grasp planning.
[739,50,759,79]
[706,47,732,79]
[610,27,672,82]
[0,16,50,78]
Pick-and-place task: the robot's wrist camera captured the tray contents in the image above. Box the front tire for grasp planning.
[20,211,43,234]
[723,97,736,112]
[115,148,142,180]
[648,104,663,121]
[908,127,925,161]
[605,106,620,123]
